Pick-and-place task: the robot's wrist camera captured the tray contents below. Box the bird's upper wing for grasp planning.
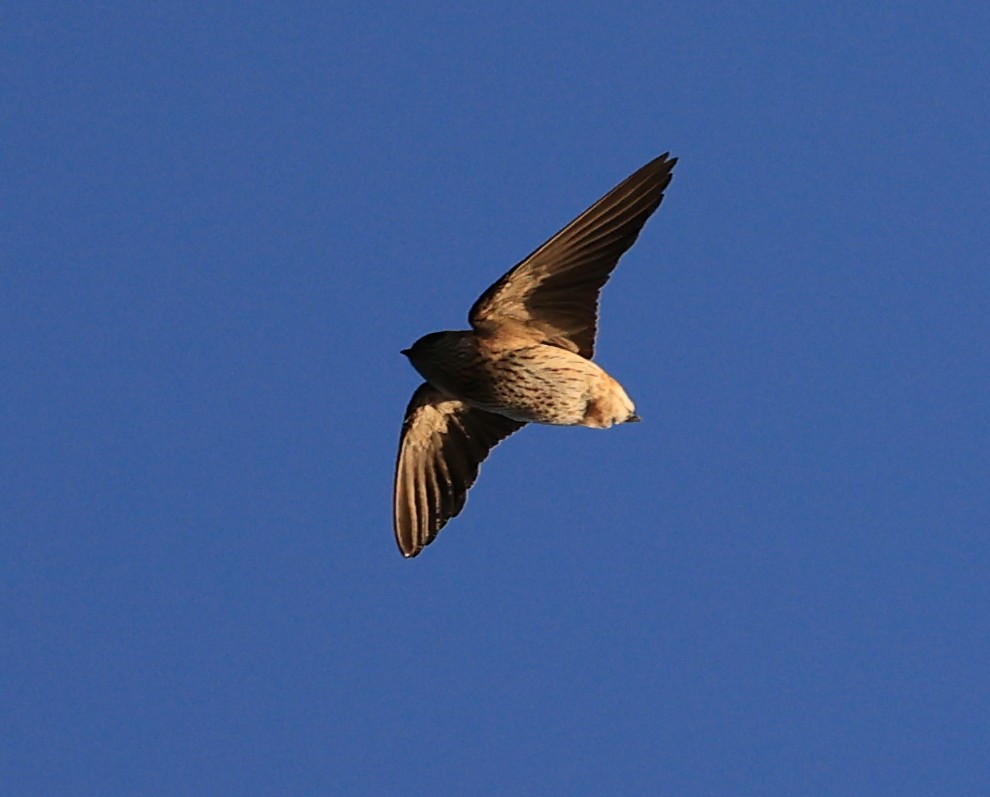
[394,383,525,558]
[469,153,676,359]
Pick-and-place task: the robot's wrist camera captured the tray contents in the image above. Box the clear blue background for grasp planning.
[3,3,988,794]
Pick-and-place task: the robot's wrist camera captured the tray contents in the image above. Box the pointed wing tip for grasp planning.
[650,151,677,176]
[394,528,420,558]
[643,152,677,180]
[393,510,429,559]
[394,515,428,558]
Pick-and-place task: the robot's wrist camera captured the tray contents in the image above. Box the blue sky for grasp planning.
[3,2,989,794]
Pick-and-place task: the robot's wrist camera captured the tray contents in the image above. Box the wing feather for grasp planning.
[393,383,524,557]
[469,153,676,358]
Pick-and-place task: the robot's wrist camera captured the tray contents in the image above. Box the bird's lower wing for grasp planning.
[393,383,525,558]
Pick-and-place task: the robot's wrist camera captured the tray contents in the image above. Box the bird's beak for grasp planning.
[400,348,412,357]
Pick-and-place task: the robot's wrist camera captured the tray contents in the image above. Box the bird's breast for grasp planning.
[429,344,605,425]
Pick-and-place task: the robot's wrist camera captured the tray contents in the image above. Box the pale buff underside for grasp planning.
[418,340,637,429]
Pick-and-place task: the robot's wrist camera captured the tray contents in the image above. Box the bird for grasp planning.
[393,152,677,557]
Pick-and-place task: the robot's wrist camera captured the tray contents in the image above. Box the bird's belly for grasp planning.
[462,347,613,426]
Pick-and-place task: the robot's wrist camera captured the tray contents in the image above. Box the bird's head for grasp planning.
[401,331,472,382]
[402,331,459,360]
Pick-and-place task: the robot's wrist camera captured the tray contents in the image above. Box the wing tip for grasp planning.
[649,151,677,179]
